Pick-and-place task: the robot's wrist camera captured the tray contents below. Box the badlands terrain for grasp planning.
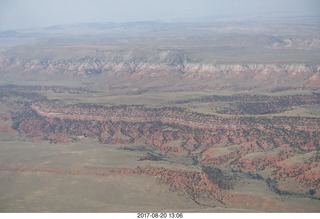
[0,18,320,212]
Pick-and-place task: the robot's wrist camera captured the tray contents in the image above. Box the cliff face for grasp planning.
[1,54,319,88]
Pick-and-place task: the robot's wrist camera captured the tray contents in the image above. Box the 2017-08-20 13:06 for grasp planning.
[137,213,183,218]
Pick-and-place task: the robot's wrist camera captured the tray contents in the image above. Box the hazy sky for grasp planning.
[0,0,319,30]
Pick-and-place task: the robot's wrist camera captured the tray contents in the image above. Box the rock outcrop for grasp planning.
[9,100,320,195]
[1,54,319,88]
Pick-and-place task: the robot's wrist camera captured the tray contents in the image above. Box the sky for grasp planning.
[0,0,319,30]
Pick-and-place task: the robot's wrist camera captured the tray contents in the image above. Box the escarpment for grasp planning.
[1,52,320,89]
[10,100,320,195]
